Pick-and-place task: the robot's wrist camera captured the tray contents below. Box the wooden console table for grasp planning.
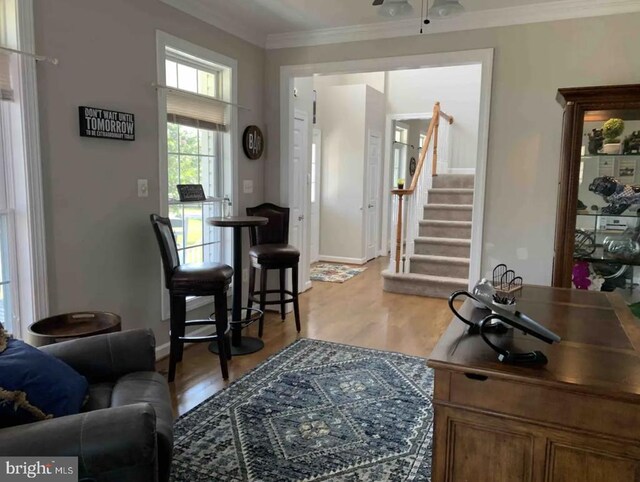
[428,285,640,482]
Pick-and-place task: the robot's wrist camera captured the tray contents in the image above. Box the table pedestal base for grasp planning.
[209,336,264,356]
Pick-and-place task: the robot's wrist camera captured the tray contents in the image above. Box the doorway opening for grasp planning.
[281,50,493,295]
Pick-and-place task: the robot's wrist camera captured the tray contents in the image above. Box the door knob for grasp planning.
[368,204,374,208]
[298,215,304,221]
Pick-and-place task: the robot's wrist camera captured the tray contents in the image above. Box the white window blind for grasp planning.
[0,51,13,101]
[166,88,228,128]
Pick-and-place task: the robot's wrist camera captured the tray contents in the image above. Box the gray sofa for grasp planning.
[0,329,174,482]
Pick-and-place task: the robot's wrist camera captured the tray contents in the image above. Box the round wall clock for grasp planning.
[242,125,264,160]
[409,157,417,176]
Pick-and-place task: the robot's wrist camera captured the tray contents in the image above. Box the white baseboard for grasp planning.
[448,168,476,175]
[318,255,367,265]
[155,325,215,360]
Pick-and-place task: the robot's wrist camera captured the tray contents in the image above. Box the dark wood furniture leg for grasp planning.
[168,294,186,383]
[279,268,286,321]
[259,268,268,338]
[292,265,301,332]
[213,291,229,379]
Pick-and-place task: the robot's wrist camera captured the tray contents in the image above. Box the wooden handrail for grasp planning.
[391,102,454,273]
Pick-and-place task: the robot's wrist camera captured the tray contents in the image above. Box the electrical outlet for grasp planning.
[242,269,248,282]
[137,179,148,198]
[243,180,254,194]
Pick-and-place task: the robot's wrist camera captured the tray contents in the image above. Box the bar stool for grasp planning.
[246,203,301,337]
[150,214,234,382]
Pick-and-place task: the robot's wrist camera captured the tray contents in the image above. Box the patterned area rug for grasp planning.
[171,339,434,481]
[310,263,367,283]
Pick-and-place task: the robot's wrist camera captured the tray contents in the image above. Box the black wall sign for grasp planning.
[79,106,135,141]
[177,184,206,202]
[242,125,264,160]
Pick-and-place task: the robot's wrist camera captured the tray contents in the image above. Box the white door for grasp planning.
[291,110,310,291]
[310,129,322,264]
[365,131,382,261]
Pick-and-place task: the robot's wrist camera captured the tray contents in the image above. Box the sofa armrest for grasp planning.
[40,329,156,383]
[0,403,158,481]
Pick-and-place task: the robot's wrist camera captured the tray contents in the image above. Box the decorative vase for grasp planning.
[602,142,622,155]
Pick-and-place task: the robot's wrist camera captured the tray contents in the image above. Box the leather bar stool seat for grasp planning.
[248,244,300,265]
[171,263,234,294]
[150,214,233,383]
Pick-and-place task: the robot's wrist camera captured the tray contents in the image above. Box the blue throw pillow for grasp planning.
[0,335,88,427]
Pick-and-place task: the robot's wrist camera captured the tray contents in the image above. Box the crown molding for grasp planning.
[266,0,640,49]
[159,0,267,48]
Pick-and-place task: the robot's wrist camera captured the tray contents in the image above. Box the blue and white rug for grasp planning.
[171,339,434,481]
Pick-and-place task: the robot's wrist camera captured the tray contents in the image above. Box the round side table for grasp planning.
[206,215,268,355]
[28,312,122,346]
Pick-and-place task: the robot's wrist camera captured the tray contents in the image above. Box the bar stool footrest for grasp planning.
[209,307,264,329]
[249,289,296,306]
[172,319,230,343]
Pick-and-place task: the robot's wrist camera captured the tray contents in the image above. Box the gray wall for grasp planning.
[265,13,640,285]
[34,0,266,346]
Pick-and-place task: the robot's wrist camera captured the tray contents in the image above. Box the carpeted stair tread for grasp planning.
[428,188,474,193]
[419,219,472,227]
[424,204,473,210]
[410,254,470,265]
[415,237,471,246]
[432,174,475,189]
[382,270,468,284]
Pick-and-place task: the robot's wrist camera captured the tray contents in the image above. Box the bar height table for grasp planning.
[206,215,268,355]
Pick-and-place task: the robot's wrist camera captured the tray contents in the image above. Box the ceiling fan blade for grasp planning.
[372,0,385,5]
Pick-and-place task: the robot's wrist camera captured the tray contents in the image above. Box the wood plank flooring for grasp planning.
[157,257,453,416]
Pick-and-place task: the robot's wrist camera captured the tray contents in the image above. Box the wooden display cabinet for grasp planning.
[553,84,640,299]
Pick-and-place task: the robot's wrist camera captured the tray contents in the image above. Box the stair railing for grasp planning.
[390,102,454,274]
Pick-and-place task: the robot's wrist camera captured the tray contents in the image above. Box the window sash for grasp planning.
[0,51,12,101]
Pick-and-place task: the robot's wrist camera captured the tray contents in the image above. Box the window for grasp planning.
[0,212,16,332]
[393,125,408,185]
[157,32,236,314]
[167,122,222,264]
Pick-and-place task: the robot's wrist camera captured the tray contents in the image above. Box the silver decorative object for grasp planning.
[471,278,495,309]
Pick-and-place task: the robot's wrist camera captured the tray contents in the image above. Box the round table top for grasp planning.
[29,312,122,340]
[207,215,269,227]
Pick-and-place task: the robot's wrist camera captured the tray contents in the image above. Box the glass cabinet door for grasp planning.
[573,108,640,301]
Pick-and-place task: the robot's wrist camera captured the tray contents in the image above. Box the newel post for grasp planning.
[393,190,405,273]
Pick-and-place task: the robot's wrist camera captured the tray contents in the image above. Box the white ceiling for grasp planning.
[160,0,640,48]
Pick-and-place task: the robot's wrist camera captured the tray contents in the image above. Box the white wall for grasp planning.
[314,72,386,93]
[318,84,385,262]
[386,65,482,170]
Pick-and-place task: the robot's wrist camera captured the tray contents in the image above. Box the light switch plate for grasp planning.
[137,179,148,198]
[243,180,254,194]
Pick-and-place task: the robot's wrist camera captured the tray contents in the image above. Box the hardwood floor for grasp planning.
[157,256,453,416]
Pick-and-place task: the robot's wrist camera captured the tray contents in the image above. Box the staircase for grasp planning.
[383,174,474,298]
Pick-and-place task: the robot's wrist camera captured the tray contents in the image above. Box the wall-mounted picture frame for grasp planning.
[409,157,417,176]
[78,106,135,141]
[242,125,264,160]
